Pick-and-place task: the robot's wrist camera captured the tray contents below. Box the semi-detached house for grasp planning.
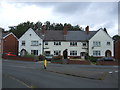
[19,26,114,58]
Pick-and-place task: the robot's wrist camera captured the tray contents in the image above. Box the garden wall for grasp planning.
[2,55,35,62]
[51,59,91,65]
[96,61,119,65]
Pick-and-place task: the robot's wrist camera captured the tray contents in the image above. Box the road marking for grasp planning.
[115,71,118,73]
[108,72,112,74]
[4,65,34,69]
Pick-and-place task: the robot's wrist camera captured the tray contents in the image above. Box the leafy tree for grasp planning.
[8,21,83,38]
[112,35,120,41]
[9,21,34,38]
[44,21,50,30]
[35,21,42,30]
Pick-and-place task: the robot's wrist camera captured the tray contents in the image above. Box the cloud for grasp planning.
[0,1,118,37]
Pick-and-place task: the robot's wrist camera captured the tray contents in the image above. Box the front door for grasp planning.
[105,50,111,57]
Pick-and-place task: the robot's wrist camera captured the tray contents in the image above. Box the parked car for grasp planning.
[45,54,53,61]
[97,57,115,61]
[3,52,16,56]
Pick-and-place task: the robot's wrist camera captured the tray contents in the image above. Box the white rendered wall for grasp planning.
[19,28,43,55]
[44,41,88,56]
[89,29,114,57]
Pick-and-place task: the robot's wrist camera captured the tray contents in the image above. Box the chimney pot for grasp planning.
[42,25,45,34]
[85,26,89,34]
[64,25,68,35]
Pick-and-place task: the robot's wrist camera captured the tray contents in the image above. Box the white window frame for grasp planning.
[70,42,77,46]
[93,50,101,56]
[54,42,61,46]
[45,42,48,45]
[21,40,25,46]
[93,41,101,47]
[70,50,77,56]
[31,50,38,55]
[54,50,61,56]
[82,42,87,47]
[107,42,110,45]
[31,41,39,46]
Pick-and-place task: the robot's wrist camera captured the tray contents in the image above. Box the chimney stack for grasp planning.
[63,25,68,35]
[85,26,89,34]
[42,25,45,34]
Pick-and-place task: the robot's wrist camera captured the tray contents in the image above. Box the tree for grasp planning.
[9,21,34,38]
[112,35,120,41]
[44,21,50,30]
[35,21,42,30]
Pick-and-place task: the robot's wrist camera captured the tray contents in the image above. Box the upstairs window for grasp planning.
[107,42,110,45]
[82,42,87,47]
[31,41,39,46]
[54,42,61,45]
[21,41,25,46]
[70,42,77,46]
[93,41,101,47]
[45,42,48,45]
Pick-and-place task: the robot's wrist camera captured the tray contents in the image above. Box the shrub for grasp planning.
[39,55,45,61]
[86,56,99,62]
[70,56,80,59]
[52,55,63,60]
[24,52,35,57]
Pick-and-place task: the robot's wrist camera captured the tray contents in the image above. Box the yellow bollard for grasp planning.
[44,59,47,69]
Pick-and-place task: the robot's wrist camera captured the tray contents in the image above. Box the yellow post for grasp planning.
[44,59,47,69]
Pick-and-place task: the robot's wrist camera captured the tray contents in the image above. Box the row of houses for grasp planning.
[0,26,117,59]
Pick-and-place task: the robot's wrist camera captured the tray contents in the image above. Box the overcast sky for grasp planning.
[0,1,118,37]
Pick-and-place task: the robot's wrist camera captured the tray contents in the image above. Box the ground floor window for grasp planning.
[45,51,50,55]
[54,50,61,56]
[31,50,38,55]
[93,50,101,56]
[70,50,77,56]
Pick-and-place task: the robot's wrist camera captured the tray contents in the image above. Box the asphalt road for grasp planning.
[2,59,119,88]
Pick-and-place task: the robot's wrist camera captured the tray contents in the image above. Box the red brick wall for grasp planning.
[3,34,18,55]
[115,40,120,62]
[68,60,91,65]
[96,61,119,65]
[2,55,35,62]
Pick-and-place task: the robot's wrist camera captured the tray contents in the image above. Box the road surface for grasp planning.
[2,59,119,88]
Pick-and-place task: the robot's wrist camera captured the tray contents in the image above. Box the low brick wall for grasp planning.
[96,61,119,65]
[51,60,62,64]
[68,60,91,65]
[51,59,91,65]
[2,55,35,62]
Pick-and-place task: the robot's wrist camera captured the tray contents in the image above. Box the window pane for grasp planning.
[31,41,38,46]
[107,42,110,45]
[70,42,77,46]
[22,41,25,46]
[93,50,101,56]
[31,50,38,55]
[93,41,101,47]
[45,42,48,45]
[54,42,61,45]
[70,51,77,56]
[54,50,61,56]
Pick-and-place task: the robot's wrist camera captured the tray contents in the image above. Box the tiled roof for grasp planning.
[2,32,11,38]
[35,30,97,41]
[66,31,97,41]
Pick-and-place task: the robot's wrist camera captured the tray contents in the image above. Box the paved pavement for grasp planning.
[2,59,119,88]
[2,74,29,88]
